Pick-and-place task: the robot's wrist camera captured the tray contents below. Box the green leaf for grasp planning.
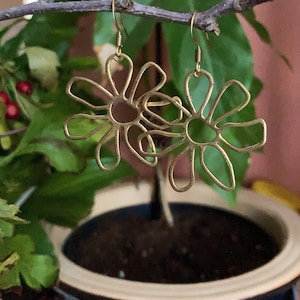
[25,47,61,90]
[249,76,263,100]
[0,253,20,291]
[0,99,91,172]
[0,234,58,290]
[242,10,271,44]
[12,87,40,120]
[242,10,291,69]
[196,148,249,205]
[37,157,134,197]
[23,255,57,288]
[23,12,82,61]
[62,56,99,71]
[26,191,94,228]
[0,27,25,61]
[0,199,28,245]
[0,252,21,292]
[0,220,14,240]
[0,101,12,150]
[15,219,56,258]
[22,138,85,172]
[0,155,46,203]
[0,199,27,225]
[22,156,135,227]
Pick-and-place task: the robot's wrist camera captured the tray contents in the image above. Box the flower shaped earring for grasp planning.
[64,8,267,193]
[63,0,173,171]
[138,13,267,192]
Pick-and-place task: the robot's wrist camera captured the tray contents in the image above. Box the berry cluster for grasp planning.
[0,80,33,119]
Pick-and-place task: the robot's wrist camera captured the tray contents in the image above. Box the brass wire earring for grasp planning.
[63,0,173,171]
[64,7,266,192]
[139,12,267,192]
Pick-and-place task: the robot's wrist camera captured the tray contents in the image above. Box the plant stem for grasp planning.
[15,186,36,207]
[0,127,27,138]
[0,0,273,34]
[150,163,174,227]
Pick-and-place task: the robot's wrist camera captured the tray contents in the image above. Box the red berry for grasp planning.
[0,91,11,105]
[16,80,33,95]
[6,102,20,119]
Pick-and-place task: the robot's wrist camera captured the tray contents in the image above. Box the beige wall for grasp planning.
[0,0,21,9]
[0,0,23,26]
[245,0,300,197]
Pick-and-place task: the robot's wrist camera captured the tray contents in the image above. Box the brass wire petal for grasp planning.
[210,80,251,125]
[95,127,121,171]
[106,53,133,97]
[220,118,267,152]
[124,123,158,167]
[169,147,196,192]
[138,129,186,158]
[64,114,109,140]
[141,93,187,130]
[66,76,112,109]
[199,144,236,191]
[146,95,182,110]
[184,69,214,116]
[129,62,167,105]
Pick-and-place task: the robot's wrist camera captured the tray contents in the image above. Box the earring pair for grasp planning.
[64,7,266,192]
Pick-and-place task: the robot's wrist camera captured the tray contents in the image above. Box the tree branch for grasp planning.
[0,0,273,34]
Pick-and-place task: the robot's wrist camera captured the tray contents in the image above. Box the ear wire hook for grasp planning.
[112,0,128,57]
[112,0,128,35]
[112,0,122,57]
[112,0,120,32]
[190,12,200,48]
[190,12,202,76]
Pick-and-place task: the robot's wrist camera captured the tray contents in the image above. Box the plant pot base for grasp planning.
[50,182,300,300]
[58,283,300,300]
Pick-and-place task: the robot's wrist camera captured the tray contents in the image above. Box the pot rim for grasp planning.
[50,181,300,300]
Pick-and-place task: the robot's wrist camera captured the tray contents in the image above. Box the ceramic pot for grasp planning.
[50,182,300,300]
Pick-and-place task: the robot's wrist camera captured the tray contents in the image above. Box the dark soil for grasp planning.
[63,204,280,284]
[1,286,64,300]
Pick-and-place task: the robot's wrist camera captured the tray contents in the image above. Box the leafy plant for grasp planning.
[0,12,135,293]
[0,0,274,294]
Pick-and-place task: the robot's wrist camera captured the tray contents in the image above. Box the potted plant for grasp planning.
[0,0,299,299]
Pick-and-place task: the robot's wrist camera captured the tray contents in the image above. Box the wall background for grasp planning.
[244,0,300,197]
[0,0,20,9]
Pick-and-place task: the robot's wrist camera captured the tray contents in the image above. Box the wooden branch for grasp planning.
[0,0,273,34]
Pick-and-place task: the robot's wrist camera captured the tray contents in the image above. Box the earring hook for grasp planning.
[190,12,202,75]
[190,12,200,48]
[112,0,128,36]
[112,0,129,57]
[111,0,123,57]
[112,0,121,32]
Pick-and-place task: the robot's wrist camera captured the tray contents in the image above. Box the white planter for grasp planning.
[50,182,300,300]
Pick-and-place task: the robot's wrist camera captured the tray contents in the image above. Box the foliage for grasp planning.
[0,0,270,294]
[0,199,27,242]
[0,11,135,293]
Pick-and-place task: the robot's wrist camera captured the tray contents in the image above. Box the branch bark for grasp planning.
[0,0,272,34]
